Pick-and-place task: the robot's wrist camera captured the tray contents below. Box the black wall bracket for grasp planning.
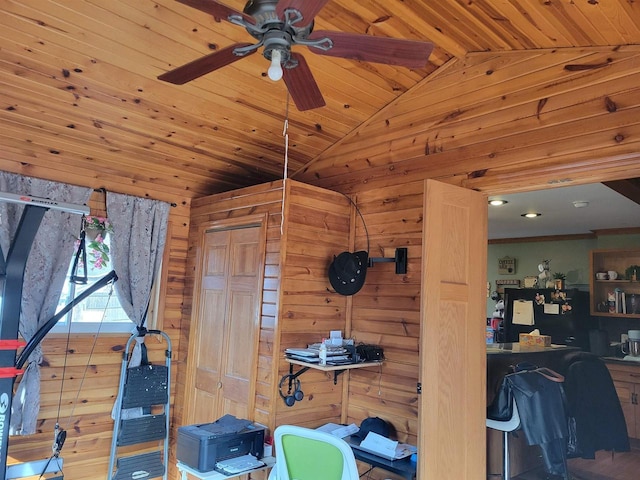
[368,247,408,274]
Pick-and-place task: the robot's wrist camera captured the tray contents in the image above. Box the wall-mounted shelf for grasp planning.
[285,358,383,385]
[590,248,640,318]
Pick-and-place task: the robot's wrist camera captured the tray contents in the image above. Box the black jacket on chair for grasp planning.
[559,352,630,459]
[488,368,569,477]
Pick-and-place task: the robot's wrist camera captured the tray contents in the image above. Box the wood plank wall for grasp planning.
[186,179,429,480]
[186,180,352,434]
[346,182,424,455]
[4,185,190,480]
[2,170,467,480]
[274,181,350,427]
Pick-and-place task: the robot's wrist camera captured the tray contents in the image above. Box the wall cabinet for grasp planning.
[590,248,640,318]
[606,361,640,439]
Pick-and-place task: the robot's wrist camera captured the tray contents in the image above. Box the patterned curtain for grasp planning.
[0,171,91,434]
[106,193,169,366]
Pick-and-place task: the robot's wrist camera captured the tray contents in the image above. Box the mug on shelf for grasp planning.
[596,272,608,280]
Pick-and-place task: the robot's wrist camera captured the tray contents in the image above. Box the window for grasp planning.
[52,235,133,334]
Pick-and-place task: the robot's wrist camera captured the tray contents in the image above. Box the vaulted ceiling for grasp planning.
[1,1,640,206]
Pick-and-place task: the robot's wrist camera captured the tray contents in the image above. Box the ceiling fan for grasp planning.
[158,0,434,111]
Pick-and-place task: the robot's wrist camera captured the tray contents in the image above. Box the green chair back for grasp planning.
[281,434,345,480]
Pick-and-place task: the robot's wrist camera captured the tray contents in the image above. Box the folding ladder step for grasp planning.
[121,365,168,409]
[109,331,172,480]
[117,414,166,446]
[112,451,165,480]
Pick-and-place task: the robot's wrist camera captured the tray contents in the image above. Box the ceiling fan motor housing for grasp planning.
[243,0,280,26]
[263,31,292,64]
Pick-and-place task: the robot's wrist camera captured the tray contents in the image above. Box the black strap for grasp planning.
[70,225,87,285]
[137,326,150,366]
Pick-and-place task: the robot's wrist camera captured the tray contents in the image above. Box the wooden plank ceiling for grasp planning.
[0,0,639,204]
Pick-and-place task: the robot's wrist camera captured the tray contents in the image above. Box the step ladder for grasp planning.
[108,330,171,480]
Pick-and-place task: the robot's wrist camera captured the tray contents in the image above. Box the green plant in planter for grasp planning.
[83,216,114,269]
[553,272,566,290]
[625,265,640,281]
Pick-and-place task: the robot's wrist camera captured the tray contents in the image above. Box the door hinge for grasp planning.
[417,382,422,394]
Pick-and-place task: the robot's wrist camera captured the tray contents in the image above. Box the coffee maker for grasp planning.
[622,330,640,359]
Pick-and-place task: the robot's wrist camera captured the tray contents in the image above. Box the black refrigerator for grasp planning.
[501,288,597,351]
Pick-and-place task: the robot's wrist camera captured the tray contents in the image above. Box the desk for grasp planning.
[344,438,416,480]
[177,457,275,480]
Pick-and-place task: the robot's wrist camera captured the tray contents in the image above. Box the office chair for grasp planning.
[268,425,359,480]
[486,400,520,480]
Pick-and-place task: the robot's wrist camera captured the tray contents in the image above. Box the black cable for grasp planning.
[359,465,374,478]
[339,192,370,255]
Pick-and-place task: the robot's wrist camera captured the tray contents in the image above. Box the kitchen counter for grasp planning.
[487,343,579,355]
[602,355,640,364]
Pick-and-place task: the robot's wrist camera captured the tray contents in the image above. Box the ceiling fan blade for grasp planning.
[158,43,255,85]
[176,0,255,24]
[282,53,325,111]
[276,0,330,28]
[308,30,434,69]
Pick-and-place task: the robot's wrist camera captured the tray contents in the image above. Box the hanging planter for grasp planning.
[83,215,114,269]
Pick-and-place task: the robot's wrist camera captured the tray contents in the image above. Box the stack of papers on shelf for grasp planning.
[316,422,359,438]
[307,343,348,355]
[353,432,417,460]
[285,345,352,364]
[284,348,318,357]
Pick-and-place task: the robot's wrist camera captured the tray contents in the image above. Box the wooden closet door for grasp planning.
[419,180,487,479]
[186,222,265,424]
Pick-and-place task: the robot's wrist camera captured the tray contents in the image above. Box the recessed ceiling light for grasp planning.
[488,199,508,206]
[521,213,541,218]
[572,200,589,208]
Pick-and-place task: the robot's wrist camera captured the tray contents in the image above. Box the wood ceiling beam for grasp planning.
[603,178,640,206]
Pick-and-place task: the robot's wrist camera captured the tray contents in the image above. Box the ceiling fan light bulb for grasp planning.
[268,50,283,81]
